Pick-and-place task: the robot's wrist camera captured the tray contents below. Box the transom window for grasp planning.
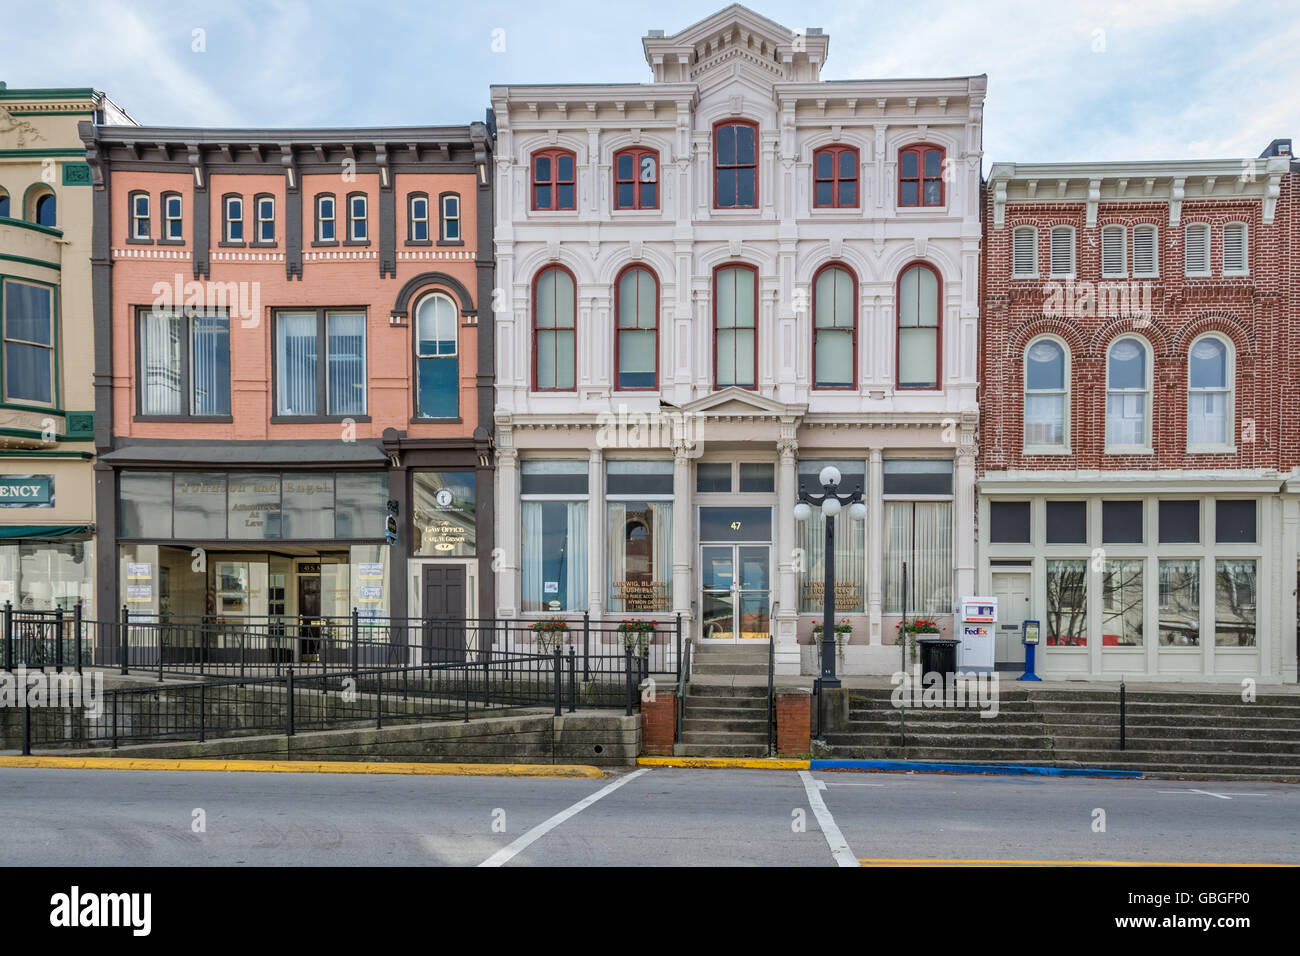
[896,264,940,389]
[898,145,943,207]
[275,310,367,418]
[533,267,576,391]
[1188,335,1232,448]
[415,293,459,418]
[532,148,576,211]
[1024,337,1067,449]
[813,146,858,208]
[714,121,757,209]
[813,265,855,388]
[615,266,658,390]
[1105,337,1150,449]
[614,148,658,210]
[713,264,757,388]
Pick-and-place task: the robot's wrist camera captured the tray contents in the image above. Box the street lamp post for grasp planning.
[794,465,867,690]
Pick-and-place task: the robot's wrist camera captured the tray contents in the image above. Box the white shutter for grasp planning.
[1132,226,1157,277]
[1101,226,1126,277]
[1184,224,1209,275]
[1222,223,1248,274]
[1050,227,1075,276]
[1012,227,1037,276]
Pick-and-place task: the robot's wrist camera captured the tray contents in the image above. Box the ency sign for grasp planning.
[0,475,53,507]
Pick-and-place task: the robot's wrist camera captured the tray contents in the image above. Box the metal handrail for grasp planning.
[767,601,778,756]
[675,636,692,745]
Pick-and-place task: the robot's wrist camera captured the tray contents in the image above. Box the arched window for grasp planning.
[222,194,244,244]
[713,120,758,209]
[615,265,657,390]
[26,185,56,227]
[613,148,658,210]
[533,266,576,391]
[898,144,944,207]
[1106,337,1151,449]
[254,194,275,244]
[532,148,576,211]
[1024,338,1068,449]
[1188,335,1233,448]
[713,264,757,388]
[813,146,858,208]
[0,188,9,218]
[896,264,940,389]
[813,265,855,388]
[415,293,459,418]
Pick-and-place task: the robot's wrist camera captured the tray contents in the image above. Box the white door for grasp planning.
[993,572,1031,664]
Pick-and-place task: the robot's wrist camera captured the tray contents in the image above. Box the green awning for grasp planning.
[0,525,90,539]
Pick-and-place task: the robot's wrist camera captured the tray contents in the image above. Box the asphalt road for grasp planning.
[0,767,1296,866]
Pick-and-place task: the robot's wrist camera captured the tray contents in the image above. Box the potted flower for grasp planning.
[531,617,569,654]
[617,619,656,656]
[897,618,941,663]
[812,618,852,668]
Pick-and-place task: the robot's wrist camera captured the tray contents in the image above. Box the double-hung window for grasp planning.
[714,121,757,209]
[898,145,944,207]
[615,266,657,390]
[813,265,855,388]
[316,194,336,242]
[534,267,576,391]
[415,292,458,418]
[137,308,231,417]
[163,193,183,241]
[897,264,940,389]
[408,194,429,242]
[347,194,367,241]
[1105,337,1150,449]
[714,264,757,388]
[532,149,576,211]
[255,195,275,243]
[440,193,460,241]
[1024,337,1067,449]
[2,279,55,406]
[1188,335,1232,448]
[224,195,244,243]
[813,146,859,208]
[614,148,659,210]
[274,310,367,418]
[521,460,589,613]
[130,192,150,240]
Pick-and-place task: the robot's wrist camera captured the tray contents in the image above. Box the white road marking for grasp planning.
[1158,789,1270,800]
[478,769,649,867]
[799,771,859,868]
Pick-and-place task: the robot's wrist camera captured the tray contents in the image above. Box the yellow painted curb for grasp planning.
[0,756,604,778]
[637,756,810,771]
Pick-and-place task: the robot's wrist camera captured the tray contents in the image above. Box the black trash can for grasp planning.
[917,636,959,676]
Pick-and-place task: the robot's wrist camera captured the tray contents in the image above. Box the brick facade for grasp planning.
[775,690,810,755]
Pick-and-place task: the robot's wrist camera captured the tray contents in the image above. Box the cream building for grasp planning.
[0,85,133,615]
[490,5,984,674]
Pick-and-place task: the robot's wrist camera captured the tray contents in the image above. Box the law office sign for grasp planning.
[0,475,53,508]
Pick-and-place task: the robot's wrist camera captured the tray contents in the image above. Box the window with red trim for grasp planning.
[615,266,658,389]
[713,264,757,388]
[813,146,859,208]
[614,148,659,210]
[896,263,940,389]
[714,121,757,209]
[898,145,944,207]
[532,148,576,211]
[533,266,576,390]
[813,265,856,388]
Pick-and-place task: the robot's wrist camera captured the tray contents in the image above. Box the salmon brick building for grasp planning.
[79,121,495,649]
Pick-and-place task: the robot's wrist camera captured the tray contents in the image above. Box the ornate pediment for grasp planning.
[676,386,806,420]
[643,4,829,85]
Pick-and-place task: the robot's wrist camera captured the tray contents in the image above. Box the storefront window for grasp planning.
[413,472,476,556]
[0,540,94,612]
[798,460,865,614]
[522,501,587,612]
[1215,559,1256,646]
[1158,559,1200,647]
[605,460,673,614]
[883,502,951,614]
[1102,559,1143,646]
[1046,559,1087,645]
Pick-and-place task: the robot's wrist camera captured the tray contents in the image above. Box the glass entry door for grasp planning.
[700,544,770,643]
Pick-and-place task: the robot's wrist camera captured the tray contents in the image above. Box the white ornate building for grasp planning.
[490,4,985,673]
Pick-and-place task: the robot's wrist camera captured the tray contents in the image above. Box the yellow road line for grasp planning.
[637,756,809,771]
[858,857,1293,867]
[0,755,604,778]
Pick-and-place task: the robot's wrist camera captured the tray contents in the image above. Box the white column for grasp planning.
[588,447,603,618]
[775,437,800,673]
[495,446,520,617]
[672,441,693,627]
[954,445,977,605]
[867,447,883,644]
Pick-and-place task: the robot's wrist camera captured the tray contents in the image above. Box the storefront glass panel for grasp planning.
[413,472,476,556]
[606,500,672,613]
[1046,559,1087,645]
[0,540,94,612]
[1215,559,1256,646]
[1102,560,1143,646]
[1158,559,1200,646]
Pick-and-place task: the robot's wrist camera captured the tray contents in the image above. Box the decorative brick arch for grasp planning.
[390,271,476,321]
[1173,310,1256,356]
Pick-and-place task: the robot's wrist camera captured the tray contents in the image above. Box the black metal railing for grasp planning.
[3,605,89,672]
[21,644,650,753]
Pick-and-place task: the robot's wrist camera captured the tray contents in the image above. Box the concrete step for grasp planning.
[685,684,769,700]
[1054,748,1300,769]
[674,742,770,758]
[681,717,768,734]
[679,730,771,746]
[691,661,769,677]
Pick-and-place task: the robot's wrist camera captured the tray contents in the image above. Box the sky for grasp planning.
[2,0,1296,169]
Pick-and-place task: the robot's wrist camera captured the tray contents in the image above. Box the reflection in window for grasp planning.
[1102,560,1143,646]
[1046,559,1087,645]
[1158,559,1199,647]
[607,501,672,613]
[1215,559,1256,647]
[522,500,587,612]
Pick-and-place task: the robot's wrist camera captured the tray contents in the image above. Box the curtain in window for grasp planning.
[142,310,182,415]
[522,502,544,612]
[606,503,627,610]
[327,312,365,416]
[799,512,865,613]
[566,501,588,612]
[883,501,951,614]
[417,295,458,417]
[191,313,230,416]
[277,313,317,415]
[652,502,672,609]
[883,503,911,614]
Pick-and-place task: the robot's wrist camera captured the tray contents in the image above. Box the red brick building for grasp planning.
[978,139,1296,682]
